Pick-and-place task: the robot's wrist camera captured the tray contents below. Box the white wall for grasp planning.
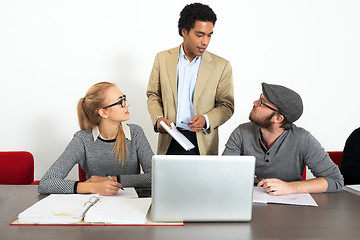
[1,0,359,181]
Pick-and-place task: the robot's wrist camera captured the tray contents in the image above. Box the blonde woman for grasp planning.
[38,82,153,195]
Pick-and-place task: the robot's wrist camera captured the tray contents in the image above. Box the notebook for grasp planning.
[151,155,256,222]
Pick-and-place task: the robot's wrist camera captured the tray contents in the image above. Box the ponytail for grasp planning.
[114,123,127,165]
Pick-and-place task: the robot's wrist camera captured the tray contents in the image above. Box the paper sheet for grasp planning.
[253,186,318,207]
[159,121,195,151]
[84,198,152,224]
[114,187,139,198]
[343,184,360,196]
[346,184,360,192]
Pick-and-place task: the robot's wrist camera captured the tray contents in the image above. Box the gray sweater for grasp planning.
[38,124,153,194]
[223,122,344,192]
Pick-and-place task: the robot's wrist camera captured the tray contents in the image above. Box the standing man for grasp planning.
[223,83,344,195]
[147,3,234,155]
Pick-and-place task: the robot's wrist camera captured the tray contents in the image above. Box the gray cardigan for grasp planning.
[38,124,153,194]
[223,122,344,192]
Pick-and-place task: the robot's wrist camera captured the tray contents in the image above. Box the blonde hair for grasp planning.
[77,82,127,164]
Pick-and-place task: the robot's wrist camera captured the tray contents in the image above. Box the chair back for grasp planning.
[302,168,306,180]
[302,151,342,181]
[327,151,343,167]
[0,151,34,184]
[78,164,87,182]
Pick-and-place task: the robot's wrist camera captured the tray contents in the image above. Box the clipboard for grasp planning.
[10,207,184,226]
[11,188,184,226]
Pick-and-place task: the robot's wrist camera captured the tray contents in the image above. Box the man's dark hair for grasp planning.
[178,3,217,37]
[276,113,292,130]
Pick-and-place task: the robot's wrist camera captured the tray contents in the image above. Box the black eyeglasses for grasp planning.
[103,95,127,109]
[258,94,280,113]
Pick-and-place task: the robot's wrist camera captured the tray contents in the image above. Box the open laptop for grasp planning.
[151,155,255,222]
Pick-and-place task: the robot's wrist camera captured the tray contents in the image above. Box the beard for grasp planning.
[249,110,276,130]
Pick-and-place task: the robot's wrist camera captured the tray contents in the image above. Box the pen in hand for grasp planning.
[255,175,261,181]
[181,121,192,125]
[106,174,124,191]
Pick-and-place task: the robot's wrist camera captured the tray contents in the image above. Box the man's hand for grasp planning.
[156,117,171,134]
[257,178,295,196]
[189,115,206,132]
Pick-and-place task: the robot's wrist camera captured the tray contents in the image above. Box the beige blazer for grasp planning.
[146,46,234,155]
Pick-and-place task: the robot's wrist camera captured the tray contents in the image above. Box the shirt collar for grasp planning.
[92,122,131,141]
[257,127,288,151]
[179,44,201,63]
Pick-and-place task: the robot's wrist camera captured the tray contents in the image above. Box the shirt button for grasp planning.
[266,152,270,155]
[265,159,270,162]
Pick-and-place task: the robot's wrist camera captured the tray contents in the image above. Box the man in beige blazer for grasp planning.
[146,3,234,155]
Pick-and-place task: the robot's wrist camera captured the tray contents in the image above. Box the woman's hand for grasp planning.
[77,176,122,196]
[91,180,122,196]
[85,176,109,183]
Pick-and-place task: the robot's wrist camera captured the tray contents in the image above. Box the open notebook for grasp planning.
[12,188,183,226]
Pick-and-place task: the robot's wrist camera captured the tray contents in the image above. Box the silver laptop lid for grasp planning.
[151,155,255,222]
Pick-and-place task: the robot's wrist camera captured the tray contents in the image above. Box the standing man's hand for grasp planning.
[189,115,206,132]
[157,117,172,134]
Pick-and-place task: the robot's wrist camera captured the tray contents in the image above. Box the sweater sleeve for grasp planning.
[38,132,85,194]
[120,125,153,188]
[304,132,344,192]
[222,125,243,156]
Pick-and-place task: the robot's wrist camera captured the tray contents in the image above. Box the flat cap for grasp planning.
[262,83,303,123]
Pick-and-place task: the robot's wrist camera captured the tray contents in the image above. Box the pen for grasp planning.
[106,174,124,191]
[181,121,192,125]
[255,175,261,181]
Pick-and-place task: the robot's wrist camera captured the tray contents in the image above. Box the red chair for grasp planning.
[327,151,342,167]
[0,151,37,185]
[302,151,342,181]
[78,165,87,182]
[302,168,306,180]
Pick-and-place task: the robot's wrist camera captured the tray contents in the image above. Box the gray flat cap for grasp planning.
[262,83,303,123]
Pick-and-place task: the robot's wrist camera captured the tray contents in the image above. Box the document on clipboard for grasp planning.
[159,121,195,151]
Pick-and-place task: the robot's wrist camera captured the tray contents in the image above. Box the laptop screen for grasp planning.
[151,155,255,222]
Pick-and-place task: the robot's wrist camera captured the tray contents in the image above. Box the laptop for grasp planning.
[151,155,255,222]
